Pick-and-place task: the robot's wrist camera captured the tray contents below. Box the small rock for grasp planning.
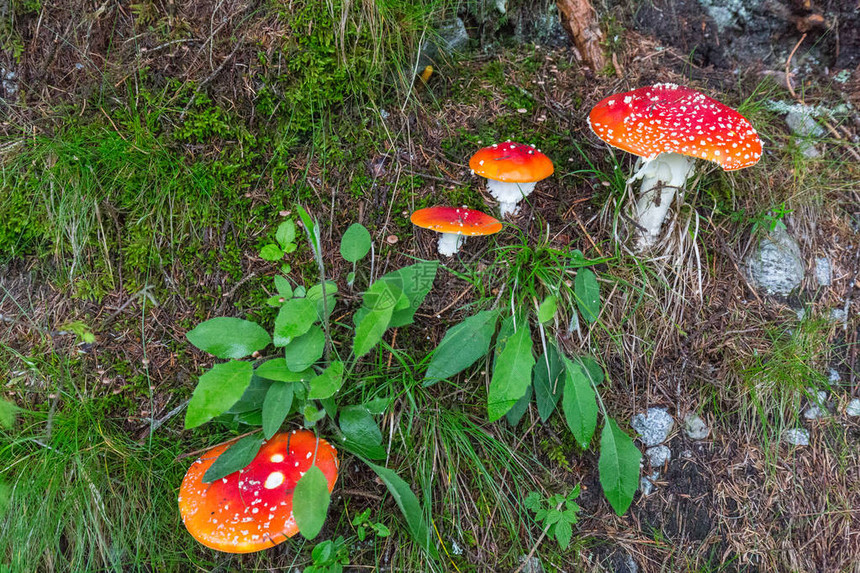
[830,308,847,324]
[683,413,710,440]
[829,368,841,383]
[631,407,674,447]
[803,390,829,420]
[846,399,860,417]
[814,257,832,286]
[517,555,544,573]
[785,108,825,158]
[646,445,671,467]
[745,225,805,296]
[639,471,660,496]
[783,428,810,446]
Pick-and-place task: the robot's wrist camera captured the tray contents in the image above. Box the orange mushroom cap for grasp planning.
[410,206,503,236]
[588,83,762,171]
[469,142,554,182]
[178,430,339,553]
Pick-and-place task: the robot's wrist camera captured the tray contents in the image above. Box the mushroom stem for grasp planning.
[629,152,696,249]
[486,180,537,217]
[437,232,466,256]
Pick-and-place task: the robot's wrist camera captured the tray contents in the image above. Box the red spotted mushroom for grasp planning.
[178,430,338,553]
[411,206,502,256]
[469,142,554,217]
[588,83,762,249]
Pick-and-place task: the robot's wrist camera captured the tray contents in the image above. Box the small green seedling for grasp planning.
[524,486,582,550]
[305,536,349,573]
[259,219,297,273]
[351,508,391,541]
[340,223,372,287]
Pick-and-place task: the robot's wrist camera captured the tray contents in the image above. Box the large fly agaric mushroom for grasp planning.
[178,430,338,553]
[469,141,554,217]
[411,205,502,256]
[588,83,762,249]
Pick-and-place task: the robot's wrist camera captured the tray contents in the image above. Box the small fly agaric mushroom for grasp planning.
[178,430,338,553]
[469,142,554,217]
[411,206,502,256]
[588,83,762,249]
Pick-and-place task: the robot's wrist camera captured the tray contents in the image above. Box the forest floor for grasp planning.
[1,0,859,571]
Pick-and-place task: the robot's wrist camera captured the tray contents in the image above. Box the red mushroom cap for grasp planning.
[178,430,339,553]
[588,83,762,171]
[410,206,503,236]
[469,142,554,182]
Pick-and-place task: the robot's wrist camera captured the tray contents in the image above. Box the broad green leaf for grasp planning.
[262,381,294,439]
[533,342,565,422]
[365,462,438,559]
[226,375,272,414]
[307,281,338,321]
[0,400,17,429]
[274,275,293,298]
[555,519,573,549]
[293,466,331,539]
[353,282,397,357]
[339,405,384,459]
[598,418,642,516]
[307,361,345,400]
[236,410,263,426]
[186,317,271,359]
[340,223,372,262]
[354,261,439,327]
[273,298,317,346]
[276,220,296,249]
[537,295,558,324]
[561,357,598,448]
[488,324,535,422]
[202,435,262,483]
[186,361,254,428]
[284,326,326,371]
[303,403,327,425]
[423,310,498,385]
[255,360,313,383]
[364,395,391,415]
[574,268,600,324]
[578,355,604,386]
[260,244,284,261]
[505,383,533,426]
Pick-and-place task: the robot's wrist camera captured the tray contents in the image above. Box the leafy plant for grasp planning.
[181,206,439,555]
[259,219,298,273]
[351,508,391,541]
[306,536,349,573]
[340,223,372,287]
[523,486,582,549]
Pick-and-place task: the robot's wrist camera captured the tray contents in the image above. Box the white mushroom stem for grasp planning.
[437,232,466,256]
[630,152,697,250]
[486,180,537,218]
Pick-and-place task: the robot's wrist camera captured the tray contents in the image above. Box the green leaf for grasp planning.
[537,295,558,324]
[226,375,272,414]
[423,310,498,385]
[505,383,533,426]
[488,324,535,422]
[274,275,293,298]
[0,400,17,429]
[284,326,326,371]
[255,359,313,382]
[276,220,296,249]
[339,405,384,459]
[533,342,564,422]
[293,466,331,539]
[340,223,372,263]
[561,357,598,448]
[186,361,255,428]
[364,395,391,415]
[354,261,439,328]
[598,418,642,516]
[186,317,271,359]
[574,268,600,324]
[260,244,285,261]
[262,381,294,439]
[578,355,604,386]
[303,403,327,425]
[306,281,338,321]
[295,205,319,254]
[307,361,345,400]
[353,282,397,358]
[554,518,572,549]
[202,434,263,483]
[274,298,317,346]
[365,462,438,559]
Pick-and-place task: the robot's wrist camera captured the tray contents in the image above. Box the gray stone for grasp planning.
[436,18,469,54]
[785,108,825,158]
[803,390,829,420]
[683,413,710,440]
[517,555,544,573]
[829,368,841,383]
[815,258,832,286]
[846,399,860,417]
[830,308,848,324]
[631,407,674,447]
[783,428,810,446]
[745,225,805,296]
[639,471,660,496]
[646,445,671,467]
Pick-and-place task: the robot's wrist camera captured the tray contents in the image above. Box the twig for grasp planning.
[785,34,806,101]
[512,499,565,573]
[137,398,190,442]
[222,272,257,298]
